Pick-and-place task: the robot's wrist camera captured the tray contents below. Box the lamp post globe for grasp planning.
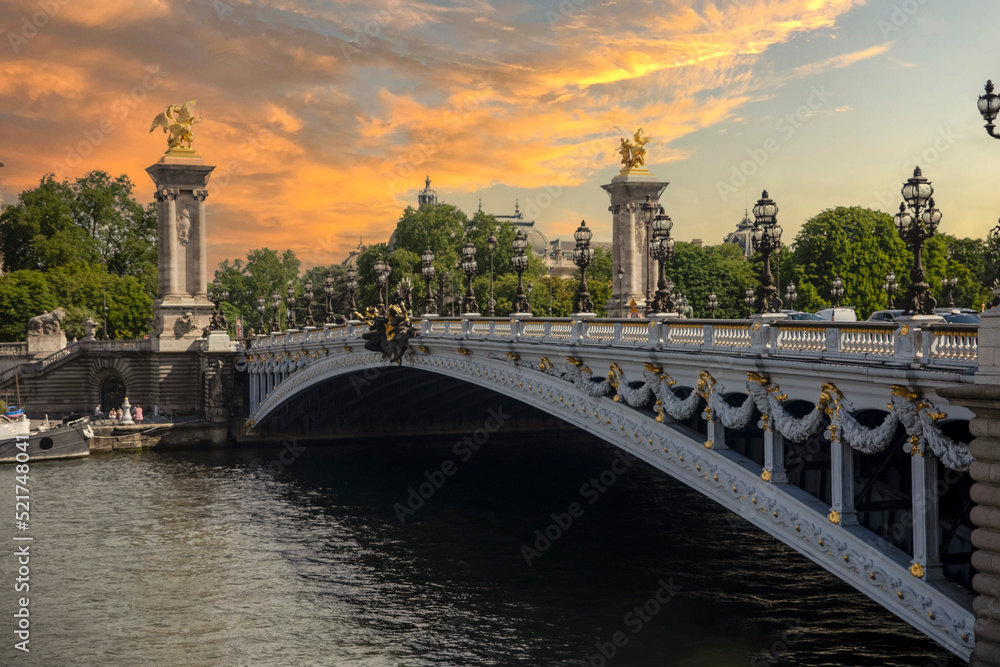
[830,277,843,308]
[785,282,797,310]
[487,232,497,317]
[744,287,754,318]
[257,294,266,330]
[978,80,1000,139]
[323,271,335,323]
[270,290,281,332]
[572,220,594,314]
[302,278,315,327]
[942,276,958,308]
[346,267,358,315]
[285,280,297,329]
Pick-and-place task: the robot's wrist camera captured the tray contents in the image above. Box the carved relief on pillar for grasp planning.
[192,189,209,202]
[177,203,192,246]
[154,188,179,202]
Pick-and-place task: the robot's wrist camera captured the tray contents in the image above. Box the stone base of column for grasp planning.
[152,301,213,352]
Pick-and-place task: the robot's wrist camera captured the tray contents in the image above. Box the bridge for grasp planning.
[240,314,983,660]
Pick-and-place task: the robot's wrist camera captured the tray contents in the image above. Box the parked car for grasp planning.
[868,309,904,323]
[784,311,824,321]
[814,307,858,322]
[943,312,979,324]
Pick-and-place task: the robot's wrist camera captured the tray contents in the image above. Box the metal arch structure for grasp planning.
[239,315,981,660]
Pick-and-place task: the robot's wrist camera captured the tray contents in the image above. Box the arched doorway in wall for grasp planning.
[100,376,127,411]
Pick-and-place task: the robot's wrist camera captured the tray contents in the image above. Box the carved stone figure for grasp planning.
[27,307,66,336]
[149,100,201,151]
[174,311,200,336]
[177,204,192,246]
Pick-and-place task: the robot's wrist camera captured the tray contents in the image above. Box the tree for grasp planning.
[788,207,910,319]
[215,248,301,331]
[0,271,58,341]
[668,242,757,318]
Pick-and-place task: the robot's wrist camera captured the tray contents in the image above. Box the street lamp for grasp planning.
[487,231,497,316]
[572,220,595,313]
[617,266,625,317]
[285,280,297,329]
[323,271,335,323]
[640,194,657,315]
[257,294,266,330]
[941,276,958,308]
[270,290,281,332]
[548,270,554,316]
[422,246,437,315]
[209,276,229,331]
[708,291,718,318]
[893,167,941,315]
[883,271,898,309]
[512,230,530,314]
[346,267,358,315]
[977,80,1000,139]
[744,287,754,318]
[461,241,478,313]
[830,277,843,308]
[649,205,676,314]
[785,282,797,311]
[373,258,386,311]
[302,278,315,327]
[751,190,783,315]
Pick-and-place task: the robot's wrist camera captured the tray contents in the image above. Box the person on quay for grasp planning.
[135,405,143,424]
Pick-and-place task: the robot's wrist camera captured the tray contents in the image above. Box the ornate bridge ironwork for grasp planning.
[238,315,980,660]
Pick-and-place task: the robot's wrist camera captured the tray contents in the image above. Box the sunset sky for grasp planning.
[1,0,998,271]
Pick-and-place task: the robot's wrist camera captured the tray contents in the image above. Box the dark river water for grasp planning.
[0,431,963,666]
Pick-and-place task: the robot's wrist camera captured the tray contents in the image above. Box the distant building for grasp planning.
[417,175,437,208]
[482,198,550,258]
[723,209,754,258]
[341,238,368,270]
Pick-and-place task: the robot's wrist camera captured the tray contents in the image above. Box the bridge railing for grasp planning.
[412,315,978,369]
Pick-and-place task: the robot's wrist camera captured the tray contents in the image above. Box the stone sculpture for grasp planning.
[27,307,66,335]
[149,100,201,151]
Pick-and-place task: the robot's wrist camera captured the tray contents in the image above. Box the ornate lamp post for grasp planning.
[978,80,1000,139]
[548,270,554,316]
[785,282,797,311]
[270,290,281,332]
[302,278,315,327]
[744,287,754,318]
[209,277,229,331]
[421,246,436,315]
[649,205,676,315]
[883,271,898,309]
[830,277,843,308]
[617,266,625,317]
[373,258,386,311]
[751,190,783,315]
[285,280,297,329]
[572,220,595,313]
[346,267,358,315]
[487,231,497,316]
[640,194,657,314]
[893,167,941,315]
[941,276,958,308]
[257,294,266,330]
[323,271,335,323]
[512,230,530,314]
[708,291,718,318]
[461,241,478,314]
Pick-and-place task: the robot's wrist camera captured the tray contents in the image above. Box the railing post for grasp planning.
[829,440,858,526]
[612,322,622,345]
[571,318,584,344]
[648,320,662,347]
[763,429,787,483]
[750,321,769,356]
[823,325,840,361]
[921,326,934,361]
[703,324,715,351]
[909,444,944,581]
[894,323,918,364]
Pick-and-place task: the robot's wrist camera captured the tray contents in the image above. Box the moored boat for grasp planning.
[0,408,93,462]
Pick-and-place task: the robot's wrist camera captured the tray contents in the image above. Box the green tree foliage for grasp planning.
[0,172,157,341]
[668,242,758,318]
[788,207,910,319]
[215,248,301,332]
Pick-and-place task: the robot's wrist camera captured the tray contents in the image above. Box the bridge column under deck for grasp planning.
[912,449,944,581]
[830,440,859,526]
[707,418,728,450]
[764,429,788,484]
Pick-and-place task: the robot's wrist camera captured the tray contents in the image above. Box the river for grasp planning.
[0,430,961,666]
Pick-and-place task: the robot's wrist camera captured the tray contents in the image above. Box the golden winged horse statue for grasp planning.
[150,100,200,151]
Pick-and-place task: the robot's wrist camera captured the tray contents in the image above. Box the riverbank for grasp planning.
[90,420,230,452]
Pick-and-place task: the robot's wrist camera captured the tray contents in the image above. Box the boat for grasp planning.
[0,407,93,463]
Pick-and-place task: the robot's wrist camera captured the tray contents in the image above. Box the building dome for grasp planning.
[723,209,754,258]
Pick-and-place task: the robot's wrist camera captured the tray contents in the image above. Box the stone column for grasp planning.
[939,304,1000,665]
[601,172,668,316]
[909,444,944,581]
[829,440,858,526]
[763,429,788,484]
[146,153,215,352]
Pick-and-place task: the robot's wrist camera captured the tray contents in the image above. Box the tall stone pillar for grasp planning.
[940,304,1000,665]
[601,170,667,317]
[146,152,215,352]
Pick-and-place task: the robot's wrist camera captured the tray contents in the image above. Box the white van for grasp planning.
[814,307,858,322]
